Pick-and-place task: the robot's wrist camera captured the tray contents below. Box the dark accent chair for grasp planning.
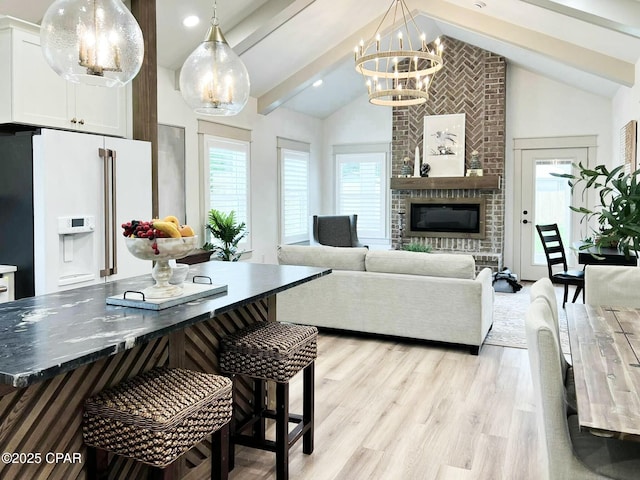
[311,215,366,248]
[536,224,584,307]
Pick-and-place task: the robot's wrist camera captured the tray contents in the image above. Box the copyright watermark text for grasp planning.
[1,452,82,464]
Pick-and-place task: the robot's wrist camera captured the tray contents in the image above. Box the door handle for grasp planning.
[110,149,118,275]
[522,219,529,224]
[99,148,117,277]
[99,148,110,278]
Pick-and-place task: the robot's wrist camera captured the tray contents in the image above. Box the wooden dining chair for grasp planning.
[536,224,584,307]
[585,265,640,307]
[525,298,640,479]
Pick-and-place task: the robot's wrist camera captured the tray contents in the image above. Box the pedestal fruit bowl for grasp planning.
[125,236,198,298]
[122,217,197,299]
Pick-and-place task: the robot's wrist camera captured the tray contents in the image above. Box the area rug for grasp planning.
[485,281,570,353]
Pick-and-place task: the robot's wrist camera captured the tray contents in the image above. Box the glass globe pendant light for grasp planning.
[179,1,250,116]
[40,0,144,87]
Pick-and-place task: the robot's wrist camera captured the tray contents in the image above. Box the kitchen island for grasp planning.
[0,261,329,480]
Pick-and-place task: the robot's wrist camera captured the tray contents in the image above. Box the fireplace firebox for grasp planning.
[406,198,486,239]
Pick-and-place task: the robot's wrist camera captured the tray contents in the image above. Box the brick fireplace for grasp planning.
[391,36,506,272]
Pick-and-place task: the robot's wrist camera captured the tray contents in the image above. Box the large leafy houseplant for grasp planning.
[203,209,247,261]
[553,163,640,258]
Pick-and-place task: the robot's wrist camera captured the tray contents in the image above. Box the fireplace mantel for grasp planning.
[390,175,501,190]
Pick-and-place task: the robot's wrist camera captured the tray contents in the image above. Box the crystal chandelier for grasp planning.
[40,0,144,87]
[179,1,250,116]
[354,0,443,106]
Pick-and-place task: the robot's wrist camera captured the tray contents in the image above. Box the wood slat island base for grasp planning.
[0,301,264,480]
[0,262,329,479]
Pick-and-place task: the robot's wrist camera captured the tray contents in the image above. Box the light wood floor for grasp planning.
[229,333,545,480]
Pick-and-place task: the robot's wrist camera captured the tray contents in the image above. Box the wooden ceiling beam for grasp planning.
[521,0,640,38]
[422,0,635,87]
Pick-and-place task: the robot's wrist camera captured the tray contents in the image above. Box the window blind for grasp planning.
[280,149,309,244]
[336,151,388,239]
[205,136,250,246]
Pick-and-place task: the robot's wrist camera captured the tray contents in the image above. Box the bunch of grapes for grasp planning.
[122,220,156,238]
[122,220,161,255]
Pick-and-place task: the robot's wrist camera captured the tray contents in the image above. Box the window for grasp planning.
[278,138,310,244]
[335,144,389,240]
[202,132,250,249]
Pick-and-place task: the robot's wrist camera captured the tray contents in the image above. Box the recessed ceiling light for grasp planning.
[473,1,486,8]
[183,15,200,28]
[313,79,323,87]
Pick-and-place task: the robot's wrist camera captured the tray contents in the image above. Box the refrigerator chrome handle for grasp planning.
[99,148,110,278]
[110,149,118,275]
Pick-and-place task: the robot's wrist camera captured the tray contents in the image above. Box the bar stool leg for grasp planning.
[86,446,109,480]
[303,362,315,455]
[253,378,266,441]
[211,423,229,480]
[148,462,174,480]
[228,377,236,471]
[275,381,289,480]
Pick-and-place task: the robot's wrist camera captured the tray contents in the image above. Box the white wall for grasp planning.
[322,94,392,213]
[157,67,324,265]
[612,58,640,167]
[504,64,613,270]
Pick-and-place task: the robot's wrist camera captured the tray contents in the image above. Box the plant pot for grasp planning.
[594,236,619,249]
[177,249,213,265]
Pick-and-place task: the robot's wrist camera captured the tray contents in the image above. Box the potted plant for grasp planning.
[553,163,640,258]
[202,209,247,261]
[402,242,433,253]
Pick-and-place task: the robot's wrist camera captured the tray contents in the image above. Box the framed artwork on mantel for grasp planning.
[423,113,466,177]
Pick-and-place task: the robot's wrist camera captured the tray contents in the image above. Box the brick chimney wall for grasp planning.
[391,36,506,272]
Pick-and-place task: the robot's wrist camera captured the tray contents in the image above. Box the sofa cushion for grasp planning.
[365,250,475,279]
[277,245,367,271]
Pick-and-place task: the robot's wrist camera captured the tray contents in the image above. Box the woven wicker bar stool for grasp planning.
[220,321,318,480]
[82,367,232,480]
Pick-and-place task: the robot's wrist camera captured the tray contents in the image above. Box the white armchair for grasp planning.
[584,265,640,307]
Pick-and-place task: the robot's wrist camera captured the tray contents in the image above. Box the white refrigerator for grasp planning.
[0,128,152,298]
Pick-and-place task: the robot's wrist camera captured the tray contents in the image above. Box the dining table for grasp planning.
[566,303,640,442]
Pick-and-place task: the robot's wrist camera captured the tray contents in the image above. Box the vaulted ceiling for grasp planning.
[2,0,640,119]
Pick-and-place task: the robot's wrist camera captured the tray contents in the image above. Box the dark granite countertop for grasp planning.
[0,262,330,388]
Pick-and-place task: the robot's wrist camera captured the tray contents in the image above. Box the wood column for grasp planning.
[131,0,159,218]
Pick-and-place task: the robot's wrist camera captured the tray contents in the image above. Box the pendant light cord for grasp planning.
[212,0,219,27]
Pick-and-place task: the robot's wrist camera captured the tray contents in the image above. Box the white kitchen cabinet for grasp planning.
[0,266,16,303]
[0,17,127,137]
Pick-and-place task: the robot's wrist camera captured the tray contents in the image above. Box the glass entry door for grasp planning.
[518,148,588,280]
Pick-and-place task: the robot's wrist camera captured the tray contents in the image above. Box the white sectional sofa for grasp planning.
[276,245,494,354]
